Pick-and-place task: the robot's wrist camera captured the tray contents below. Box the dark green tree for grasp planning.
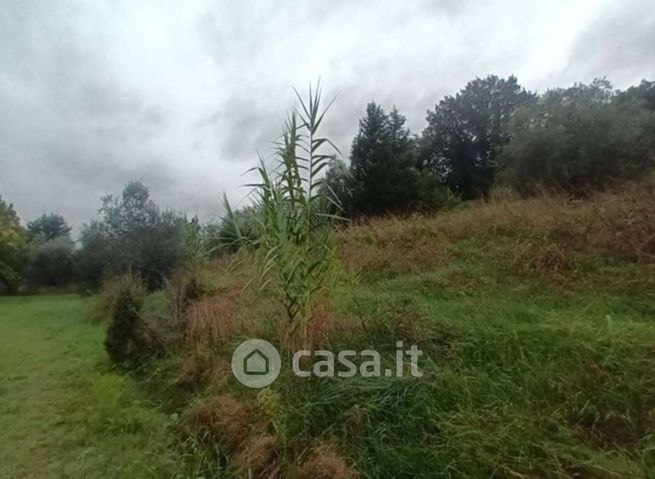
[617,79,655,111]
[77,181,188,289]
[421,75,536,199]
[23,213,75,288]
[24,237,76,287]
[498,79,655,192]
[350,103,443,215]
[27,213,71,241]
[0,196,27,293]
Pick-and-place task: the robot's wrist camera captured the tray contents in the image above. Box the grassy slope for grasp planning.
[0,295,180,479]
[168,182,655,478]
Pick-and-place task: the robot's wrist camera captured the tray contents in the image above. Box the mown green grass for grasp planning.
[0,295,181,479]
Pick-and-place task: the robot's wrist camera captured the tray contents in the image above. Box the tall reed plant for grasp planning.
[225,83,342,335]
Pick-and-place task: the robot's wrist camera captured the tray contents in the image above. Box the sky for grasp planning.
[1,0,654,233]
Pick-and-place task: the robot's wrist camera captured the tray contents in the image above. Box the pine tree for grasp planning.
[349,103,435,215]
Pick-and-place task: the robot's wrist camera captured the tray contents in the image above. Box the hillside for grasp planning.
[139,177,655,478]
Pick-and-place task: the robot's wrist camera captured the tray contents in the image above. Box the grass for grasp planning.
[0,294,181,478]
[153,180,655,478]
[3,179,655,478]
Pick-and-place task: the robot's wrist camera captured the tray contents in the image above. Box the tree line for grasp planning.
[326,76,655,215]
[0,75,653,293]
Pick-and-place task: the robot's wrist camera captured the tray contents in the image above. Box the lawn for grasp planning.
[0,295,180,479]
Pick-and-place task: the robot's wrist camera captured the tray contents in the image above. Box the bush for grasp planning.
[24,236,76,287]
[163,268,207,334]
[104,273,152,364]
[0,196,27,294]
[204,204,259,256]
[77,181,189,290]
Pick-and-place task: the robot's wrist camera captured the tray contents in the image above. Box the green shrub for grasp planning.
[24,236,76,287]
[163,268,208,334]
[204,205,259,256]
[104,273,151,364]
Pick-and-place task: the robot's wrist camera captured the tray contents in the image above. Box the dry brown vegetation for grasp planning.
[293,444,358,479]
[338,178,655,277]
[235,434,280,478]
[185,394,257,449]
[185,281,251,346]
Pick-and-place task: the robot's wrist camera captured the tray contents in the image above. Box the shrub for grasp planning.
[104,273,152,364]
[24,236,76,287]
[163,268,208,335]
[204,204,259,256]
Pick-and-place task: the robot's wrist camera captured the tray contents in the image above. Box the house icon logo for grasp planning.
[231,339,281,388]
[243,349,269,375]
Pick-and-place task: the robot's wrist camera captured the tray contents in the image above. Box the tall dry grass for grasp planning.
[338,177,655,275]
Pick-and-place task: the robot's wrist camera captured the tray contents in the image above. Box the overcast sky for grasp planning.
[1,0,654,232]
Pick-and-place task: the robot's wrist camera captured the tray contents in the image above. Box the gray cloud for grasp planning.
[0,0,653,234]
[565,0,655,87]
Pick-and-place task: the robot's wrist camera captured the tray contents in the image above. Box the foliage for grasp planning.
[77,181,189,290]
[421,75,536,199]
[179,215,208,266]
[104,272,151,364]
[499,79,655,192]
[350,103,447,215]
[26,213,71,242]
[226,83,340,333]
[320,157,354,216]
[617,79,655,111]
[0,196,27,293]
[163,267,207,334]
[205,204,259,255]
[24,236,76,287]
[22,212,75,288]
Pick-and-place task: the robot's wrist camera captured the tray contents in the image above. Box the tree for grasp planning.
[22,212,75,288]
[498,79,655,192]
[27,213,71,241]
[350,103,443,215]
[0,196,27,293]
[617,79,655,111]
[421,75,536,199]
[77,181,188,289]
[24,237,76,287]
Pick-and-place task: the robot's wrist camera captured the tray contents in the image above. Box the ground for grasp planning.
[0,295,179,479]
[2,182,655,478]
